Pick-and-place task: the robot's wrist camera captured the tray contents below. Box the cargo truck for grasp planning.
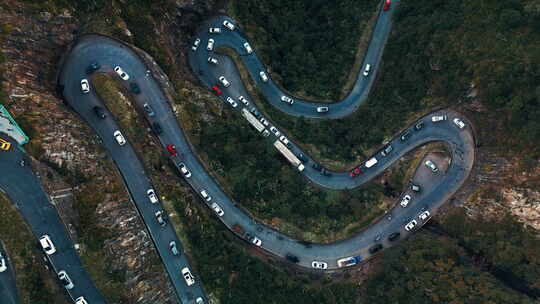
[273,140,305,171]
[241,108,269,137]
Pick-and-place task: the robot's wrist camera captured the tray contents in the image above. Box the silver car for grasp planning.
[425,160,438,172]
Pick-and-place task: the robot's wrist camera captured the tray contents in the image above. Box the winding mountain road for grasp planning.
[1,0,477,303]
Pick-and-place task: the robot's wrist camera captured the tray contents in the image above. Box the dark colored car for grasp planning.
[369,244,383,254]
[250,107,261,118]
[285,254,299,263]
[414,120,424,131]
[400,130,411,141]
[143,103,155,116]
[152,122,163,135]
[85,62,100,74]
[93,106,106,119]
[312,163,322,171]
[388,232,400,241]
[211,85,222,96]
[166,144,178,157]
[297,153,308,163]
[130,82,141,94]
[321,169,331,176]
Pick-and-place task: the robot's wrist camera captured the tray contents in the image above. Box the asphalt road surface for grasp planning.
[0,241,19,304]
[0,136,106,303]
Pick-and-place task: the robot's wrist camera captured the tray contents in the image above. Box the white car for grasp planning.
[191,38,201,51]
[418,210,431,221]
[179,163,191,178]
[453,118,466,129]
[311,261,328,269]
[400,194,412,207]
[251,237,262,247]
[431,115,447,122]
[218,75,230,87]
[317,106,329,113]
[209,27,221,33]
[114,66,129,80]
[75,297,88,304]
[207,57,218,65]
[363,64,371,76]
[181,267,195,286]
[279,135,290,145]
[211,202,224,217]
[238,95,249,106]
[39,235,56,255]
[113,130,126,146]
[58,271,74,289]
[147,189,158,204]
[281,95,294,105]
[80,79,90,94]
[270,126,280,137]
[207,38,215,51]
[226,97,238,108]
[200,190,212,201]
[405,219,418,231]
[196,297,205,304]
[0,253,6,273]
[223,20,235,30]
[259,71,269,82]
[260,117,269,126]
[425,160,438,172]
[243,42,253,54]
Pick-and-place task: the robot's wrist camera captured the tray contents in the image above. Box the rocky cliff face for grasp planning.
[0,2,176,303]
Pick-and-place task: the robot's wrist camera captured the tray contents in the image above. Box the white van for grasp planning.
[365,157,378,168]
[363,64,371,76]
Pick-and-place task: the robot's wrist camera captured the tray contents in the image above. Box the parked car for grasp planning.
[207,38,215,51]
[381,145,393,156]
[207,57,218,65]
[223,20,235,30]
[405,219,418,231]
[130,82,141,94]
[349,167,362,178]
[383,0,392,11]
[75,297,88,304]
[191,38,201,51]
[181,267,195,286]
[200,190,212,201]
[243,42,253,54]
[363,64,371,76]
[411,183,421,192]
[297,153,308,163]
[251,236,262,247]
[166,144,178,157]
[259,117,269,126]
[400,130,411,141]
[143,103,155,116]
[169,241,179,256]
[211,202,224,216]
[414,120,424,130]
[0,139,10,151]
[431,115,447,122]
[279,135,290,146]
[155,210,166,226]
[453,118,466,129]
[281,95,294,105]
[152,122,163,135]
[147,189,158,204]
[269,126,280,137]
[388,232,400,241]
[400,194,412,207]
[312,163,322,171]
[238,95,249,106]
[226,96,238,108]
[218,76,230,87]
[114,66,129,80]
[196,297,205,304]
[286,254,300,263]
[317,106,329,113]
[39,235,56,255]
[0,252,7,272]
[113,130,126,146]
[178,163,192,178]
[418,210,431,221]
[311,261,328,269]
[211,85,222,95]
[369,244,383,254]
[58,271,74,289]
[425,160,438,172]
[93,106,106,119]
[80,79,90,94]
[259,71,269,82]
[209,27,221,33]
